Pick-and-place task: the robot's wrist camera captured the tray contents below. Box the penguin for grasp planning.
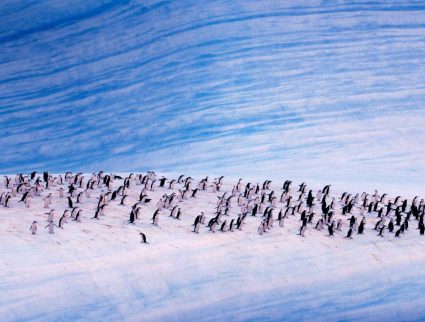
[120,195,128,206]
[73,210,82,222]
[20,191,29,202]
[4,194,11,208]
[159,177,167,187]
[25,195,32,208]
[30,221,38,234]
[140,232,148,244]
[258,221,266,235]
[345,228,353,239]
[251,203,258,217]
[46,209,55,222]
[128,209,135,224]
[298,224,306,237]
[420,224,425,236]
[67,197,73,209]
[45,220,58,234]
[378,226,385,237]
[315,218,323,230]
[152,209,159,226]
[191,188,199,198]
[388,220,394,233]
[169,206,178,218]
[220,220,227,232]
[358,221,365,234]
[58,215,66,228]
[210,219,217,233]
[328,222,335,236]
[76,191,84,203]
[193,220,201,233]
[395,228,401,237]
[229,219,235,231]
[168,179,176,189]
[175,208,182,220]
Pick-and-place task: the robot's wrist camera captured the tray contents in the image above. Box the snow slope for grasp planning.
[1,173,425,322]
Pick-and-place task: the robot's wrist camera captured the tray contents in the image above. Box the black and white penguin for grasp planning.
[328,222,335,236]
[67,197,73,209]
[298,224,306,237]
[120,195,128,206]
[58,214,66,228]
[140,232,148,244]
[345,228,353,239]
[175,208,182,220]
[30,221,38,234]
[378,225,385,237]
[128,209,135,224]
[152,209,159,226]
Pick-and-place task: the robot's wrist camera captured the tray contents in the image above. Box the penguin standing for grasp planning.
[176,208,182,220]
[45,221,58,234]
[140,232,148,244]
[192,215,201,233]
[152,209,159,226]
[74,210,82,222]
[298,224,306,237]
[25,195,32,208]
[46,210,55,222]
[30,221,38,235]
[67,197,73,209]
[229,219,235,232]
[129,209,135,224]
[328,222,335,236]
[378,225,386,237]
[58,215,67,229]
[345,228,353,239]
[419,223,425,236]
[258,221,266,235]
[43,194,52,208]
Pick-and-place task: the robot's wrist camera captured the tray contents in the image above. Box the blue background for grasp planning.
[1,1,425,193]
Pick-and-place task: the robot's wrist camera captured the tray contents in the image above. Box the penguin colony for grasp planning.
[1,171,424,243]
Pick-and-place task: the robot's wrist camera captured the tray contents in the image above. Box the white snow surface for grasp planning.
[1,173,425,322]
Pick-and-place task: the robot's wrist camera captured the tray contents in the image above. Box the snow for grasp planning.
[1,173,425,322]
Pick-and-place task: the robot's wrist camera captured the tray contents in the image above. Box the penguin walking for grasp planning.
[30,221,38,235]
